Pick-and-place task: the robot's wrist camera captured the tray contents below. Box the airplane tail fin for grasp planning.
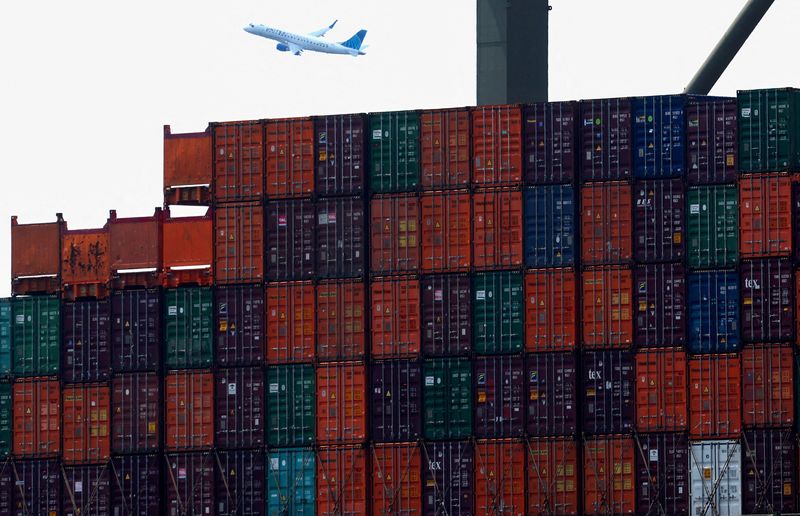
[340,29,367,50]
[358,44,369,55]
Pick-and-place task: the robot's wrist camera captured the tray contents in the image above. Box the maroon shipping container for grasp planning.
[213,120,264,202]
[216,450,266,516]
[794,182,800,262]
[580,98,633,181]
[686,98,737,184]
[316,196,366,278]
[111,288,160,372]
[62,464,110,516]
[215,366,265,449]
[474,355,525,438]
[634,179,685,262]
[266,199,315,281]
[0,462,10,515]
[370,360,422,442]
[314,114,366,196]
[634,263,687,348]
[111,371,160,453]
[523,101,578,184]
[62,299,111,382]
[743,429,796,514]
[11,460,61,516]
[370,194,421,274]
[215,284,265,367]
[422,441,474,516]
[583,350,635,435]
[635,433,690,516]
[166,452,215,515]
[110,454,160,516]
[214,202,265,284]
[526,352,578,437]
[741,259,793,342]
[421,274,471,357]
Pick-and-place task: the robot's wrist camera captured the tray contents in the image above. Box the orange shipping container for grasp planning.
[11,215,63,295]
[61,224,110,299]
[266,282,315,363]
[12,377,61,457]
[525,268,577,352]
[473,188,524,269]
[635,348,688,432]
[214,202,265,284]
[265,118,314,198]
[739,173,792,258]
[107,209,162,288]
[420,108,471,189]
[583,436,636,515]
[213,120,264,202]
[475,440,525,516]
[420,191,471,272]
[163,125,212,205]
[471,105,523,186]
[165,370,214,450]
[370,277,421,358]
[371,443,422,516]
[316,280,366,361]
[742,344,794,428]
[161,208,213,287]
[317,445,368,516]
[527,438,580,516]
[581,181,633,265]
[689,354,742,438]
[316,362,367,444]
[581,266,634,349]
[370,194,421,274]
[62,383,110,464]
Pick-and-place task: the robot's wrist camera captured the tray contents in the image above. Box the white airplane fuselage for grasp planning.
[244,24,361,56]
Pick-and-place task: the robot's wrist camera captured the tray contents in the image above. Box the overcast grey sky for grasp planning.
[1,0,799,296]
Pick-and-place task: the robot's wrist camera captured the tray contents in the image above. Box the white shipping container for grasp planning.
[689,440,742,516]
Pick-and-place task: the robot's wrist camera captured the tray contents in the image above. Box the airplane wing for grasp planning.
[287,42,303,55]
[309,20,337,38]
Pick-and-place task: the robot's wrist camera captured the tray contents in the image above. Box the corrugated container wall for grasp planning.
[473,271,524,354]
[215,366,265,449]
[164,287,213,368]
[420,191,471,272]
[60,226,110,295]
[316,196,366,278]
[111,454,160,516]
[582,350,635,435]
[61,298,111,382]
[216,450,266,516]
[165,370,214,450]
[163,125,212,205]
[523,101,578,184]
[266,364,314,446]
[316,279,366,361]
[742,429,796,514]
[689,354,742,438]
[471,105,523,186]
[421,274,471,356]
[267,448,315,515]
[526,352,577,436]
[687,185,739,268]
[111,371,160,453]
[580,97,633,181]
[740,259,793,342]
[161,208,213,286]
[739,173,792,258]
[62,383,111,464]
[474,440,526,516]
[62,464,110,516]
[0,300,10,377]
[371,443,422,516]
[12,377,60,457]
[215,284,265,367]
[213,120,263,202]
[689,440,742,516]
[635,348,688,432]
[111,288,160,372]
[474,355,525,438]
[583,436,636,515]
[314,114,366,196]
[371,277,421,358]
[422,358,472,440]
[473,188,523,269]
[524,185,575,267]
[165,451,215,516]
[635,433,690,516]
[214,201,265,284]
[369,111,420,192]
[266,198,315,281]
[580,181,633,264]
[370,194,420,274]
[581,266,634,349]
[686,97,737,184]
[632,95,689,178]
[688,270,740,353]
[422,441,474,516]
[265,117,314,198]
[371,360,422,442]
[10,460,61,516]
[316,446,368,515]
[11,215,62,295]
[741,344,794,428]
[316,362,367,444]
[634,179,685,262]
[107,208,162,287]
[738,87,800,172]
[634,263,686,348]
[525,268,577,352]
[12,295,60,376]
[526,438,579,515]
[266,281,315,363]
[420,108,471,189]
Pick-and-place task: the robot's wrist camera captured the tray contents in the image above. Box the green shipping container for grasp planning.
[369,111,420,192]
[267,448,315,515]
[738,88,800,172]
[0,383,10,455]
[266,364,315,446]
[687,185,739,269]
[12,295,60,376]
[0,299,12,377]
[472,271,524,353]
[423,358,472,439]
[164,287,213,368]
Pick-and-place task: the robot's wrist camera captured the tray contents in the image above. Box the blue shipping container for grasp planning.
[524,185,575,267]
[688,271,740,353]
[633,95,688,178]
[266,448,315,515]
[0,300,10,377]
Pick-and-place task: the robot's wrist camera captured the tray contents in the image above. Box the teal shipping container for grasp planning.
[687,185,739,269]
[266,448,315,515]
[164,287,213,368]
[472,271,524,353]
[0,300,11,377]
[369,111,420,192]
[266,364,315,446]
[422,358,472,440]
[738,88,800,172]
[12,295,59,376]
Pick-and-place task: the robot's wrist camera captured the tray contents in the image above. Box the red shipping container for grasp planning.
[213,120,264,202]
[62,464,110,516]
[525,268,577,352]
[215,366,265,449]
[214,202,264,284]
[689,354,742,438]
[741,259,793,343]
[317,445,368,516]
[165,451,215,516]
[740,173,792,258]
[162,208,213,287]
[471,105,523,186]
[371,277,421,358]
[371,443,422,515]
[473,188,524,269]
[420,190,471,272]
[12,377,61,457]
[370,194,421,274]
[266,199,315,281]
[265,117,314,198]
[111,371,160,453]
[421,274,471,356]
[742,344,794,428]
[62,383,111,464]
[421,108,471,189]
[11,214,64,295]
[581,181,633,264]
[316,279,367,361]
[316,362,367,444]
[163,125,212,205]
[523,101,579,184]
[583,436,636,515]
[581,266,634,349]
[474,439,525,516]
[266,281,315,363]
[61,224,110,298]
[215,284,265,367]
[107,208,162,288]
[314,114,366,196]
[316,196,366,279]
[62,298,112,382]
[527,438,580,516]
[165,370,214,450]
[635,348,688,432]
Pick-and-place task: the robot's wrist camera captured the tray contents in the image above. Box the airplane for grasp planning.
[244,20,368,57]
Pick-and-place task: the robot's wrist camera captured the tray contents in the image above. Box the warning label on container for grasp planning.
[649,449,658,462]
